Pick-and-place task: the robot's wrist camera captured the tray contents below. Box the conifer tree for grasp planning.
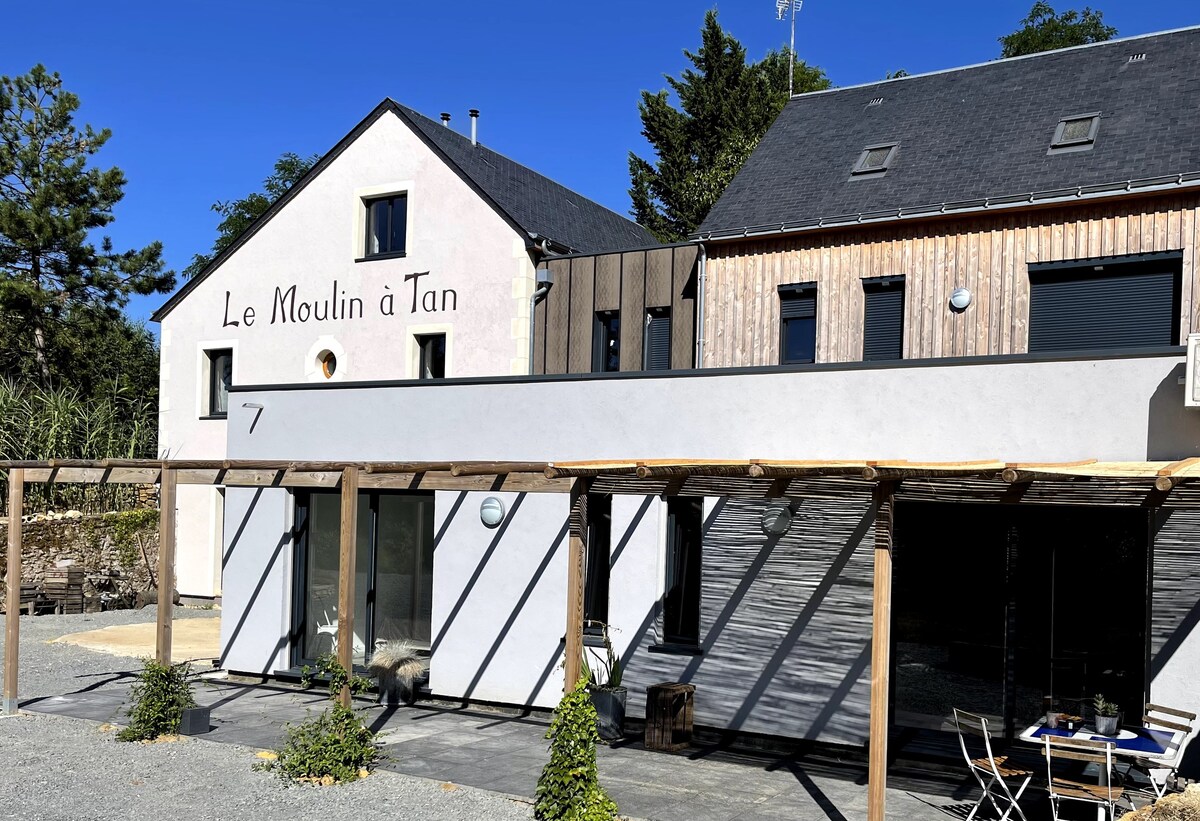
[629,10,829,242]
[0,65,173,384]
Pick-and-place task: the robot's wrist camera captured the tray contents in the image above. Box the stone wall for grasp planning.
[1,510,160,609]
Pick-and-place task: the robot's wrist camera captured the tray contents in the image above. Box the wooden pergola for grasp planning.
[4,454,1199,821]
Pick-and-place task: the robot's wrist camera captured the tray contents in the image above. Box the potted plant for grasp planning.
[1093,694,1120,736]
[582,621,626,741]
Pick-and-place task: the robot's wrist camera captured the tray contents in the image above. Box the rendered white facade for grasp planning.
[157,110,543,598]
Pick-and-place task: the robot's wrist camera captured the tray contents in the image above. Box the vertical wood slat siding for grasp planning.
[544,258,572,374]
[567,257,595,373]
[534,247,697,374]
[703,194,1200,367]
[620,252,646,372]
[594,254,621,312]
[672,245,700,369]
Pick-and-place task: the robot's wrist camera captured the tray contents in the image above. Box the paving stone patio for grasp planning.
[21,677,1002,821]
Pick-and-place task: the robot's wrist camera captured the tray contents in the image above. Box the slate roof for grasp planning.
[394,104,657,254]
[698,26,1200,240]
[154,100,655,321]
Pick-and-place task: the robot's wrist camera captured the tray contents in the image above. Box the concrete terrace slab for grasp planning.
[19,678,1001,821]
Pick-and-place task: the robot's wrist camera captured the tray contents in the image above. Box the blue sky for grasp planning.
[5,0,1197,325]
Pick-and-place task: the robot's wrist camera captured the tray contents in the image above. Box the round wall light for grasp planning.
[760,503,793,537]
[480,496,506,528]
[949,287,972,311]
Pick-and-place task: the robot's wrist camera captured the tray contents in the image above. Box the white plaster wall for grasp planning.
[219,352,1200,731]
[219,486,294,674]
[225,353,1200,464]
[159,109,536,597]
[430,490,571,706]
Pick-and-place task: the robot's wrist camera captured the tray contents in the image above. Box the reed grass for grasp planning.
[0,377,157,514]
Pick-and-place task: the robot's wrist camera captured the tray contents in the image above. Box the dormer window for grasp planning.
[852,143,898,176]
[1049,113,1100,153]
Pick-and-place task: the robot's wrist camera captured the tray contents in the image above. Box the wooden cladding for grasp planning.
[702,193,1200,367]
[534,245,699,374]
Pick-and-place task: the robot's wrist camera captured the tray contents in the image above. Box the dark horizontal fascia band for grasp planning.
[861,274,906,286]
[229,346,1185,394]
[546,240,699,260]
[647,644,704,657]
[198,414,228,421]
[1027,250,1184,272]
[778,281,817,295]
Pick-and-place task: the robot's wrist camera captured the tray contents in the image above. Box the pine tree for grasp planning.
[628,10,829,242]
[0,65,173,385]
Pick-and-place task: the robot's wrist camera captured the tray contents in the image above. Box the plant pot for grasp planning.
[1094,714,1119,736]
[179,706,211,735]
[589,687,627,741]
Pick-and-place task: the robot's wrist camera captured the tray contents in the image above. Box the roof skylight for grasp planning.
[1049,113,1100,153]
[852,143,898,175]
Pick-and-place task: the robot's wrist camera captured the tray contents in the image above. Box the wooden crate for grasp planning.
[44,568,85,615]
[645,682,695,752]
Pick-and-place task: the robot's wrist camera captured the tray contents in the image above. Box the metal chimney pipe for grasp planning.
[440,112,451,127]
[469,109,479,145]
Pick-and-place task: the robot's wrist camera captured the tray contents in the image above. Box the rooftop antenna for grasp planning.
[776,0,803,98]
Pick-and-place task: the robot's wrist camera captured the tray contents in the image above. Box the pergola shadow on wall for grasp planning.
[5,455,1200,821]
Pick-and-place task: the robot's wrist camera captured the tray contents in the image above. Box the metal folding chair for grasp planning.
[1043,735,1124,821]
[953,709,1034,821]
[1125,703,1197,799]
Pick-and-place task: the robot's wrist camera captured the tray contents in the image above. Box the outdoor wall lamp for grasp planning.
[760,503,792,536]
[949,287,972,311]
[480,496,506,528]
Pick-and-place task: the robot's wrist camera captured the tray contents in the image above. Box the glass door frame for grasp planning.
[289,489,391,669]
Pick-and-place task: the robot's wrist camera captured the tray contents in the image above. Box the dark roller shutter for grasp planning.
[863,280,904,361]
[1028,260,1180,353]
[779,287,816,319]
[644,308,671,370]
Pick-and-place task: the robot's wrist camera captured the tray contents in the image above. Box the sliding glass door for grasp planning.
[293,490,434,667]
[891,502,1148,738]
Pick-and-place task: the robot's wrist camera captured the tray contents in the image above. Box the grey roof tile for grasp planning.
[396,105,657,254]
[699,27,1200,237]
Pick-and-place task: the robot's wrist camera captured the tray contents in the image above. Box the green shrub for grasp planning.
[263,655,378,785]
[534,677,619,821]
[272,703,378,784]
[116,659,195,742]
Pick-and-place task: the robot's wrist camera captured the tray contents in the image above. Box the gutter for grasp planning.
[692,171,1200,243]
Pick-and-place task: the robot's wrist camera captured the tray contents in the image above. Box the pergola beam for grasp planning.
[564,478,588,691]
[336,467,360,708]
[155,467,176,665]
[867,481,896,821]
[449,462,549,477]
[4,469,23,714]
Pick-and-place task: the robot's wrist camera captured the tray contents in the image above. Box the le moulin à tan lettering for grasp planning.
[221,272,458,327]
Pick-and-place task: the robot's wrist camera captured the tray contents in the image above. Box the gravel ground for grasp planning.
[0,609,537,820]
[1,606,217,699]
[0,712,536,821]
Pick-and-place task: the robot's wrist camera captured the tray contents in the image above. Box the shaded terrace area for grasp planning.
[6,455,1200,821]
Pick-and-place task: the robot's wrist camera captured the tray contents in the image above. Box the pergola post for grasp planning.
[337,466,360,708]
[4,469,24,714]
[564,478,589,691]
[868,481,896,821]
[156,466,177,665]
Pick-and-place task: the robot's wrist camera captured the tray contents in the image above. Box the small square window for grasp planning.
[416,334,445,379]
[1050,113,1100,152]
[852,143,898,175]
[364,193,407,258]
[206,349,232,417]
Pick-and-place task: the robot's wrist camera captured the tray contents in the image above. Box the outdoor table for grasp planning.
[1018,720,1186,820]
